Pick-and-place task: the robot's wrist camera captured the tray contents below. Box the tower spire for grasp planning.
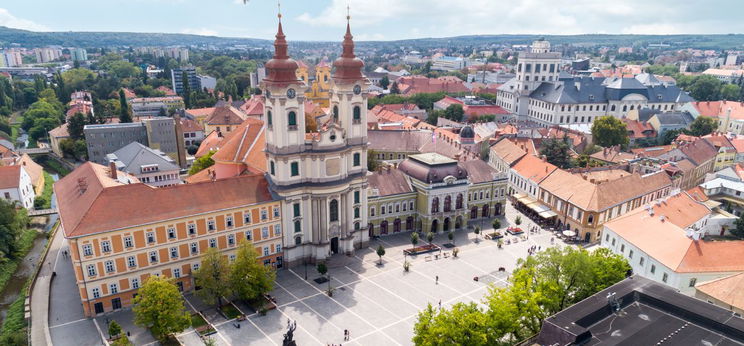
[332,3,364,81]
[264,0,300,86]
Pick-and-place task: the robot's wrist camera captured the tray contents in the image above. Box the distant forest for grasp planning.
[2,26,744,50]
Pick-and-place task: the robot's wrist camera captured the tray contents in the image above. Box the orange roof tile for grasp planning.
[511,154,557,184]
[490,138,527,166]
[204,106,246,125]
[695,273,744,311]
[0,165,21,189]
[692,101,744,120]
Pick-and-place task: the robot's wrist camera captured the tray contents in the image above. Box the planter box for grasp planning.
[488,232,504,239]
[404,244,441,256]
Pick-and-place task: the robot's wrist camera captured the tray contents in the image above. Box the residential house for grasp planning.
[107,142,181,187]
[0,165,35,209]
[658,139,718,190]
[49,123,70,157]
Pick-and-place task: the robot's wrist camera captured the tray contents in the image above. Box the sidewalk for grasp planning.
[30,223,64,346]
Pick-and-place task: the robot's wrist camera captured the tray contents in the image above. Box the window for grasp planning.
[273,207,280,218]
[244,212,251,224]
[167,227,176,239]
[263,247,269,256]
[101,240,111,253]
[353,106,361,122]
[650,264,656,274]
[290,162,299,176]
[662,273,668,283]
[110,283,118,294]
[353,153,361,167]
[354,207,360,219]
[173,268,181,278]
[274,224,281,236]
[410,202,414,210]
[267,111,272,126]
[146,232,155,244]
[262,227,269,239]
[629,250,634,259]
[124,236,133,248]
[207,220,216,231]
[105,261,115,273]
[620,244,625,253]
[92,287,100,299]
[333,105,339,121]
[605,234,609,242]
[270,161,275,175]
[127,256,136,268]
[170,247,178,259]
[276,244,282,253]
[330,199,339,222]
[432,197,440,213]
[192,263,200,271]
[149,251,158,263]
[226,216,234,228]
[228,234,235,246]
[87,264,97,277]
[131,278,140,289]
[188,223,196,235]
[295,236,302,245]
[209,238,217,248]
[261,209,268,220]
[229,254,236,262]
[294,220,301,233]
[689,278,697,287]
[293,203,301,217]
[639,257,645,266]
[288,111,297,127]
[370,207,375,217]
[83,244,93,256]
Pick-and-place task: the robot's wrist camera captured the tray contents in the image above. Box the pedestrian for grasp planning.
[438,300,442,309]
[435,275,439,284]
[344,329,348,341]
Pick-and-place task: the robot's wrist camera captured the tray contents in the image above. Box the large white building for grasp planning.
[496,39,561,116]
[263,18,369,267]
[0,165,35,209]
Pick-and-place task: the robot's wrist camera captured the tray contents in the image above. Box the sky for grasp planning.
[1,0,743,41]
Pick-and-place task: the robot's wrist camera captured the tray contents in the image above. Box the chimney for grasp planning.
[109,161,118,180]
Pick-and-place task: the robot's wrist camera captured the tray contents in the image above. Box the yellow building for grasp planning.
[296,60,331,107]
[56,162,282,316]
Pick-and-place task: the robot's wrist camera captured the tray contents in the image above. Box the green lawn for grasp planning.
[190,314,208,329]
[220,303,241,319]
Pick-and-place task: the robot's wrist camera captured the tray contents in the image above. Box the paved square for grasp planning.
[49,204,568,346]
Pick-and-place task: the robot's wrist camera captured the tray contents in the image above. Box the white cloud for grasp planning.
[181,28,219,36]
[0,8,49,31]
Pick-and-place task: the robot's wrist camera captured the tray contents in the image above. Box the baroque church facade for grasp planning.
[262,14,370,267]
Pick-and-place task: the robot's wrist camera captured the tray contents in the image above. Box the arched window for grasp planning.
[353,106,361,122]
[622,105,627,112]
[288,111,297,127]
[456,194,463,209]
[270,161,275,175]
[432,197,440,213]
[333,105,339,122]
[444,195,452,212]
[267,110,273,126]
[294,220,301,233]
[294,236,302,245]
[329,199,339,222]
[611,105,616,112]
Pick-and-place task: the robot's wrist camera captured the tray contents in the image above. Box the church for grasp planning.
[261,12,370,267]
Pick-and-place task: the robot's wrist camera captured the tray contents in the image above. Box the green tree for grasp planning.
[132,276,191,342]
[317,262,328,277]
[591,116,629,147]
[182,71,191,109]
[492,219,500,230]
[376,245,386,265]
[411,232,419,247]
[732,213,744,239]
[426,109,443,125]
[688,75,722,101]
[188,150,216,175]
[474,226,481,241]
[118,89,132,123]
[426,232,434,244]
[108,320,122,338]
[721,84,742,101]
[380,76,390,90]
[660,128,685,145]
[229,242,276,302]
[413,302,494,346]
[390,81,400,94]
[688,116,717,136]
[193,248,231,308]
[444,104,464,122]
[67,112,87,140]
[573,154,603,168]
[0,199,28,259]
[367,149,380,172]
[539,137,572,169]
[514,216,521,226]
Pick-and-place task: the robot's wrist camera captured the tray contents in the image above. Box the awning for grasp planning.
[562,230,576,237]
[517,195,535,205]
[539,210,558,218]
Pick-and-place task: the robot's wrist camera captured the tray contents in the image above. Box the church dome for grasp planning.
[459,125,475,139]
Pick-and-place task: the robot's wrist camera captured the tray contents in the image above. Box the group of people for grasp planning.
[527,245,541,256]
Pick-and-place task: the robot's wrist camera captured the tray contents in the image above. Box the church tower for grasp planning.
[264,11,369,267]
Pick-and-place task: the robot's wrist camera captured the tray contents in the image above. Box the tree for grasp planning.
[316,262,328,277]
[182,71,191,109]
[108,320,122,338]
[132,276,191,342]
[732,213,744,239]
[448,230,454,245]
[118,89,132,123]
[390,81,400,94]
[474,226,481,241]
[591,116,628,147]
[721,84,742,101]
[229,242,276,302]
[514,216,522,226]
[188,150,216,175]
[426,232,434,245]
[426,109,443,125]
[492,219,500,230]
[376,245,386,265]
[67,112,87,140]
[367,149,380,172]
[193,248,231,308]
[413,302,494,346]
[444,104,464,122]
[0,199,28,259]
[660,128,685,145]
[111,335,133,346]
[411,232,419,247]
[688,75,722,101]
[380,76,390,90]
[688,116,717,137]
[539,137,572,169]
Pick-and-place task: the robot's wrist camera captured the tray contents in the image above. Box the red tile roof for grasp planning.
[395,75,469,95]
[56,162,273,238]
[0,165,21,189]
[692,101,744,120]
[204,106,246,126]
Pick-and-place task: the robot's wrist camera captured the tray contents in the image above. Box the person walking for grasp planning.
[435,275,439,285]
